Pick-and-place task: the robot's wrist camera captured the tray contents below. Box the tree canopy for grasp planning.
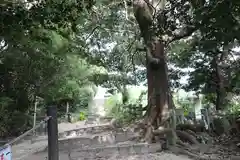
[0,0,239,137]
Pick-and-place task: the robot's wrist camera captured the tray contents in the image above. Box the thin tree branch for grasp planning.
[84,26,100,42]
[0,0,33,6]
[166,25,197,45]
[123,0,129,20]
[165,0,227,45]
[0,43,8,53]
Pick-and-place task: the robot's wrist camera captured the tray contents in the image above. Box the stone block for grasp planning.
[100,146,117,157]
[58,132,64,138]
[148,143,161,153]
[68,131,77,137]
[85,127,93,133]
[140,145,150,154]
[71,137,92,146]
[95,147,105,157]
[91,134,115,145]
[132,144,145,154]
[76,130,84,136]
[115,132,128,142]
[118,145,131,156]
[59,139,70,151]
[230,156,240,160]
[65,131,71,136]
[106,134,116,144]
[70,150,89,159]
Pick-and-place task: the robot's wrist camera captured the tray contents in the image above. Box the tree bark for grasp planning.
[133,0,175,144]
[212,55,225,110]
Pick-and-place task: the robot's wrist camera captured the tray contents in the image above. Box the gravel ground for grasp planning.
[107,152,193,160]
[21,151,193,160]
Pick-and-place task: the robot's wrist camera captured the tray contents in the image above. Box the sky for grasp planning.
[96,42,240,89]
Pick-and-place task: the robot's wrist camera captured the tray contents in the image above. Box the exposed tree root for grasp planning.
[153,128,199,145]
[176,130,199,144]
[185,129,198,137]
[134,114,200,147]
[144,124,154,143]
[176,123,206,133]
[169,146,219,160]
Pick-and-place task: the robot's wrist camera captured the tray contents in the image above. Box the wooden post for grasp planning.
[47,105,59,160]
[33,100,38,135]
[66,101,71,123]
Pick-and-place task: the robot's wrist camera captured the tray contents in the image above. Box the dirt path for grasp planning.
[58,121,87,132]
[22,151,194,160]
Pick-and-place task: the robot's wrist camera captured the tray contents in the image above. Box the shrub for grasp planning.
[104,89,146,125]
[78,111,86,121]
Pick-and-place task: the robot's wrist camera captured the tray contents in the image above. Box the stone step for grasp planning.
[36,130,140,153]
[31,142,162,160]
[12,141,48,160]
[59,123,113,138]
[13,129,161,160]
[17,150,196,160]
[69,143,161,159]
[12,121,115,160]
[58,131,140,151]
[31,123,113,143]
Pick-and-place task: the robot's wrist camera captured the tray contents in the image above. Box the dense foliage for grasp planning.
[0,0,239,137]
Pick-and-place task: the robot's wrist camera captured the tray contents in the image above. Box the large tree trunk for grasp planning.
[133,0,176,145]
[212,55,225,110]
[144,40,172,141]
